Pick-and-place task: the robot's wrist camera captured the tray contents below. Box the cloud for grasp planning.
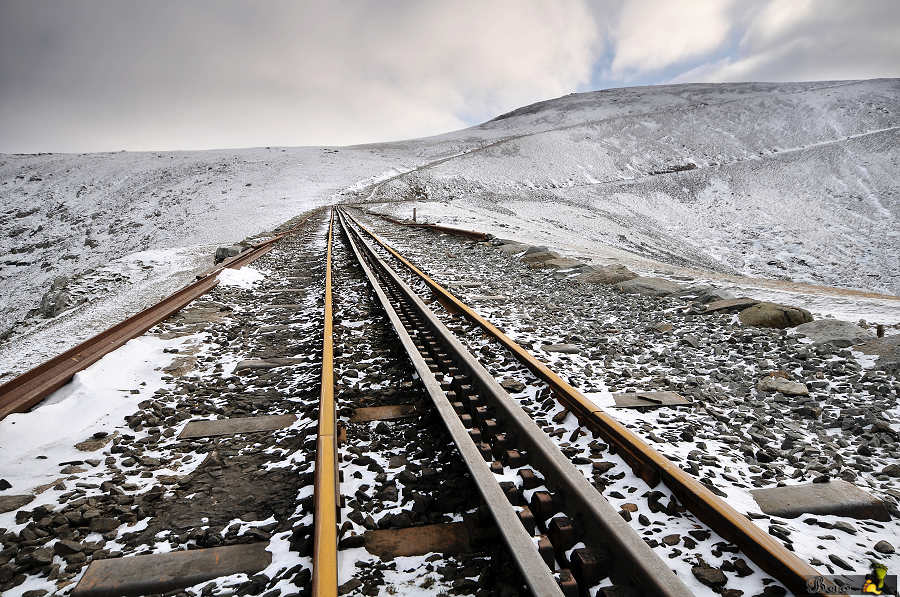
[670,0,900,83]
[1,1,896,153]
[0,0,602,152]
[610,0,737,78]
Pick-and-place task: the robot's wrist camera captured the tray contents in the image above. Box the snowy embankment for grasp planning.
[0,143,476,380]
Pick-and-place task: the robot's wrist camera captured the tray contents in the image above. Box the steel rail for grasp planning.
[312,209,339,597]
[339,210,694,597]
[342,208,832,597]
[371,214,490,241]
[0,210,321,422]
[337,211,563,596]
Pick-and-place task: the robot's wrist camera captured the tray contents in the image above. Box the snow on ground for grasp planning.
[2,78,897,387]
[0,333,186,518]
[217,266,265,289]
[366,200,900,326]
[0,245,210,382]
[363,79,900,297]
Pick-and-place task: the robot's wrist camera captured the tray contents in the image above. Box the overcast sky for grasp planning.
[1,0,898,153]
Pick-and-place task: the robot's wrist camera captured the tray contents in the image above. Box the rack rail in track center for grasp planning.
[335,210,696,596]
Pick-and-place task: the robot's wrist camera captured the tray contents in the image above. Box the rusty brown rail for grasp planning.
[0,210,320,421]
[367,212,490,241]
[343,208,832,597]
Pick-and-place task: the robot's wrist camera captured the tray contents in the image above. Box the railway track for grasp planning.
[0,205,854,596]
[0,210,322,421]
[328,208,699,596]
[332,208,838,597]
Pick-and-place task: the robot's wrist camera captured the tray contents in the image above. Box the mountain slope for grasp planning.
[366,79,900,294]
[1,78,898,378]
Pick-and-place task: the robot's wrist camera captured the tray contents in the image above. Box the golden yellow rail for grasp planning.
[312,209,338,597]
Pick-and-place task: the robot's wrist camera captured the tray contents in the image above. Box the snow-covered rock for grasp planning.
[794,319,875,346]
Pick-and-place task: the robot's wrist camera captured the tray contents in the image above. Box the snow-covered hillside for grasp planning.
[1,79,898,379]
[366,79,900,295]
[0,145,456,340]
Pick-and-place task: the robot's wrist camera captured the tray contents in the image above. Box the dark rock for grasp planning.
[214,246,242,264]
[854,335,900,372]
[542,343,580,354]
[28,548,54,566]
[794,320,874,346]
[500,378,526,393]
[828,554,854,571]
[733,558,753,577]
[691,564,727,587]
[89,518,119,533]
[833,521,857,535]
[53,540,83,555]
[757,375,809,397]
[575,265,638,285]
[874,540,895,554]
[39,277,69,318]
[0,495,34,513]
[881,464,900,477]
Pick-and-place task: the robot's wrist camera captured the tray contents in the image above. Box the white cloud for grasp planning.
[610,0,736,77]
[670,0,900,83]
[0,0,602,152]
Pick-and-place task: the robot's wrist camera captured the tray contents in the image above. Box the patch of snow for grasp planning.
[217,266,265,288]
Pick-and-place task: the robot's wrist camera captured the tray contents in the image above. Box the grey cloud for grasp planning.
[670,0,900,83]
[0,0,602,152]
[2,1,896,153]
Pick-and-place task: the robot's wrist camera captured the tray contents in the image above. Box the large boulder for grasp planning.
[575,264,638,284]
[39,276,69,318]
[738,302,813,329]
[794,320,875,347]
[679,285,737,304]
[532,257,584,270]
[702,297,759,313]
[614,276,682,297]
[214,246,243,264]
[498,243,528,255]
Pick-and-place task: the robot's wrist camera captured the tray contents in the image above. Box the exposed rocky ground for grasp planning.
[1,206,897,596]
